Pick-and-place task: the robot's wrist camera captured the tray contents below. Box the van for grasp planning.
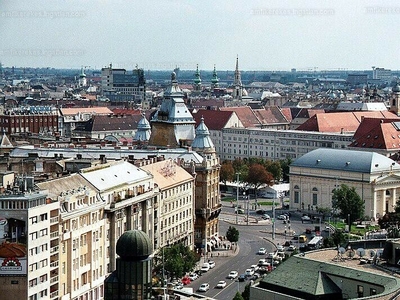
[299,235,308,243]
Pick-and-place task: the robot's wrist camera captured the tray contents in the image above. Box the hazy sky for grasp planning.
[1,0,400,71]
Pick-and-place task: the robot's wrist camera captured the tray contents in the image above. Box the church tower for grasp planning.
[193,64,202,92]
[148,72,196,148]
[233,56,242,100]
[78,67,87,87]
[390,82,400,116]
[191,117,221,254]
[211,65,219,89]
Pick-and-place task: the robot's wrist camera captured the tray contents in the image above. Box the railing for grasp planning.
[50,216,59,224]
[50,246,59,253]
[50,260,59,268]
[50,231,59,239]
[50,275,58,284]
[50,290,59,299]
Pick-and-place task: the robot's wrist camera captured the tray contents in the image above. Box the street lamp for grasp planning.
[236,173,240,224]
[272,196,276,240]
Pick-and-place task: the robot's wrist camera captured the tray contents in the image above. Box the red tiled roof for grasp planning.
[280,107,293,122]
[81,114,143,132]
[297,111,398,133]
[192,109,236,130]
[350,117,400,150]
[220,106,261,128]
[61,107,112,115]
[253,107,289,125]
[111,108,142,115]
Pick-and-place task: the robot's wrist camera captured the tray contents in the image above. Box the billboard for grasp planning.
[0,216,27,276]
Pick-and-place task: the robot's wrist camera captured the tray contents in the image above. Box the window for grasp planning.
[357,285,364,297]
[294,191,299,204]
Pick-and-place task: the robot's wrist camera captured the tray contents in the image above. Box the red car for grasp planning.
[181,277,191,285]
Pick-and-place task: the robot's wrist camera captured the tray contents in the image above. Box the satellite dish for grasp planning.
[356,248,365,257]
[339,247,346,254]
[346,249,355,258]
[369,250,376,257]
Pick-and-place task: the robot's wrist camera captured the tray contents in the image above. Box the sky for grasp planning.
[1,0,400,71]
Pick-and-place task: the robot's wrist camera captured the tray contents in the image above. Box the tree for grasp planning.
[264,160,282,183]
[332,184,364,232]
[323,230,347,248]
[220,161,235,190]
[280,158,292,182]
[226,226,239,243]
[245,163,274,200]
[158,243,198,280]
[242,283,251,300]
[233,292,244,300]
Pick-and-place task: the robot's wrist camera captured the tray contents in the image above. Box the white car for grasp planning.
[208,260,216,269]
[301,215,311,222]
[277,215,287,220]
[245,268,254,276]
[288,245,297,251]
[198,283,210,292]
[258,247,267,255]
[227,270,238,279]
[277,245,284,252]
[258,258,270,266]
[188,273,198,281]
[262,214,271,220]
[216,280,227,288]
[250,264,259,272]
[201,263,210,272]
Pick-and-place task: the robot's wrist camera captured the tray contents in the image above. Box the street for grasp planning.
[185,200,317,299]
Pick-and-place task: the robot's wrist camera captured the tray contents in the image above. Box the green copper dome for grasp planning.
[116,230,153,259]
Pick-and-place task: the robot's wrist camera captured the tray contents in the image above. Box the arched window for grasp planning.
[312,187,318,205]
[294,185,300,203]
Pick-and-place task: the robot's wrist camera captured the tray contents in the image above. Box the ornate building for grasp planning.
[233,56,243,100]
[193,64,202,92]
[148,72,195,148]
[191,117,221,253]
[211,65,219,89]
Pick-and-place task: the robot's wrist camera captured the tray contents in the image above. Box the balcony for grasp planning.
[50,275,58,284]
[50,231,59,239]
[50,246,59,253]
[50,216,59,224]
[50,260,59,268]
[50,290,58,299]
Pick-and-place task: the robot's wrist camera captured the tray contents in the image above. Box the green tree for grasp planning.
[233,292,244,300]
[280,158,292,182]
[332,184,364,232]
[323,230,347,248]
[264,160,282,183]
[226,226,239,243]
[232,158,249,181]
[245,163,274,201]
[242,283,251,300]
[160,243,198,279]
[220,161,235,190]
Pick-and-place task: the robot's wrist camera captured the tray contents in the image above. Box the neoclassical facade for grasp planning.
[289,148,400,219]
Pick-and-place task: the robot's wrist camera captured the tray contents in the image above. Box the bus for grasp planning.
[307,236,323,250]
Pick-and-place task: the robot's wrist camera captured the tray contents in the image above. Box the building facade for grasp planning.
[289,148,400,219]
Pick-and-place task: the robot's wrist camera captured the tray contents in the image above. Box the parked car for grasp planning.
[181,277,191,285]
[238,274,247,282]
[245,268,255,277]
[277,245,284,252]
[262,214,271,220]
[250,264,259,272]
[258,247,267,255]
[258,258,270,266]
[188,273,198,281]
[208,260,216,269]
[174,282,184,289]
[198,283,210,292]
[267,252,277,259]
[301,215,311,223]
[201,263,210,272]
[288,245,297,251]
[277,215,287,220]
[228,270,238,279]
[216,280,227,288]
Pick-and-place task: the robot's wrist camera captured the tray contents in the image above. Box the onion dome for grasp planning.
[192,116,215,150]
[116,230,152,260]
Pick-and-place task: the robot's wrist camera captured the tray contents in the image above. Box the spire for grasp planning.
[193,64,202,91]
[233,56,242,100]
[133,114,151,142]
[192,116,215,150]
[211,64,219,88]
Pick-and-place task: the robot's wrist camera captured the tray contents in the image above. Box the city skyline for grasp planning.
[1,0,400,71]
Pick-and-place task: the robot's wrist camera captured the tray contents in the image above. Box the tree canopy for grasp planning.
[226,226,239,243]
[220,161,235,186]
[246,163,274,199]
[155,243,198,280]
[332,184,364,231]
